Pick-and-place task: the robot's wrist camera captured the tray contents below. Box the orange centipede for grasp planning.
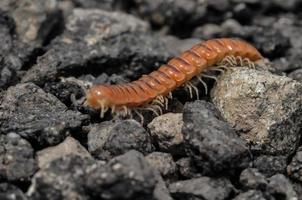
[86,38,263,120]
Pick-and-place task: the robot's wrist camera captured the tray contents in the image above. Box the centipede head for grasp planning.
[85,85,111,111]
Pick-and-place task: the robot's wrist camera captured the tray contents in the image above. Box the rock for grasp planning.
[85,150,157,200]
[0,83,88,146]
[233,190,267,200]
[22,9,172,85]
[147,113,184,155]
[169,177,234,200]
[267,174,297,199]
[87,120,154,160]
[183,100,250,175]
[212,67,302,155]
[176,157,200,179]
[145,152,177,179]
[253,155,287,177]
[27,155,95,200]
[37,136,91,168]
[0,133,37,182]
[0,0,63,45]
[0,183,27,200]
[287,148,302,182]
[0,11,36,89]
[240,168,268,190]
[131,0,207,30]
[288,68,302,82]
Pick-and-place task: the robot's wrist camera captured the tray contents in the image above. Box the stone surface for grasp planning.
[88,120,154,160]
[0,133,37,182]
[267,174,297,200]
[0,83,88,146]
[253,155,287,177]
[169,177,234,200]
[212,67,302,155]
[0,183,27,200]
[145,152,177,179]
[176,157,200,179]
[240,168,268,190]
[183,100,250,175]
[287,147,302,182]
[233,190,267,200]
[37,136,91,168]
[147,113,184,155]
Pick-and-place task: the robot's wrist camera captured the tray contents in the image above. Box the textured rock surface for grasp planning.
[88,120,154,160]
[147,113,184,155]
[183,100,250,175]
[0,133,37,182]
[0,83,88,146]
[212,67,302,155]
[0,183,27,200]
[287,147,302,182]
[253,155,287,177]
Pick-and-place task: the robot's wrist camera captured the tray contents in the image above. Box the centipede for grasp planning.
[85,38,263,122]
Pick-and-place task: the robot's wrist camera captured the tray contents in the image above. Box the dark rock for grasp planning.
[267,174,297,199]
[0,183,27,200]
[85,150,157,200]
[288,68,302,82]
[147,113,184,156]
[169,177,234,200]
[0,0,63,45]
[212,67,302,155]
[27,155,95,200]
[22,9,172,85]
[145,152,177,179]
[183,100,250,175]
[37,136,91,168]
[87,120,154,160]
[0,133,37,182]
[233,190,267,200]
[287,148,302,182]
[253,155,287,177]
[176,157,200,179]
[0,83,88,146]
[239,168,268,190]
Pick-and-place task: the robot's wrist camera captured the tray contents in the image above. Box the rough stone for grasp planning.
[87,120,154,160]
[287,147,302,182]
[37,136,91,168]
[169,177,234,200]
[0,133,37,182]
[147,113,184,155]
[176,157,200,179]
[267,174,297,199]
[233,190,267,200]
[183,100,250,175]
[253,155,287,177]
[145,152,177,179]
[212,67,302,155]
[0,83,88,146]
[0,183,27,200]
[240,168,268,190]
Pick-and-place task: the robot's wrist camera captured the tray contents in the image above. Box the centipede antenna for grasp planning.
[197,76,208,95]
[201,74,218,82]
[134,109,144,125]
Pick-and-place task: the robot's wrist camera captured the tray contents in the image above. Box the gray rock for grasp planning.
[148,113,184,155]
[37,136,91,168]
[0,133,37,182]
[0,183,27,200]
[287,148,302,182]
[183,100,250,175]
[288,68,302,82]
[233,190,267,200]
[27,155,95,200]
[22,9,172,85]
[0,83,88,146]
[145,152,177,179]
[176,157,200,179]
[267,174,298,200]
[0,0,63,45]
[212,67,302,155]
[253,155,287,177]
[88,120,154,160]
[85,150,157,200]
[169,177,234,200]
[240,168,268,190]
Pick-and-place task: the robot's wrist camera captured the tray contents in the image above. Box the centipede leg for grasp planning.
[188,82,199,100]
[197,76,208,95]
[185,83,193,99]
[236,56,244,66]
[134,109,144,124]
[152,104,163,115]
[201,74,218,82]
[164,97,169,110]
[168,92,173,99]
[144,107,160,117]
[152,99,165,107]
[210,67,225,74]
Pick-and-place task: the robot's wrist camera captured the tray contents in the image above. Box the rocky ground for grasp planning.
[1,0,302,199]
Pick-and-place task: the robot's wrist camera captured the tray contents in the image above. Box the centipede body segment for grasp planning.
[86,38,263,118]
